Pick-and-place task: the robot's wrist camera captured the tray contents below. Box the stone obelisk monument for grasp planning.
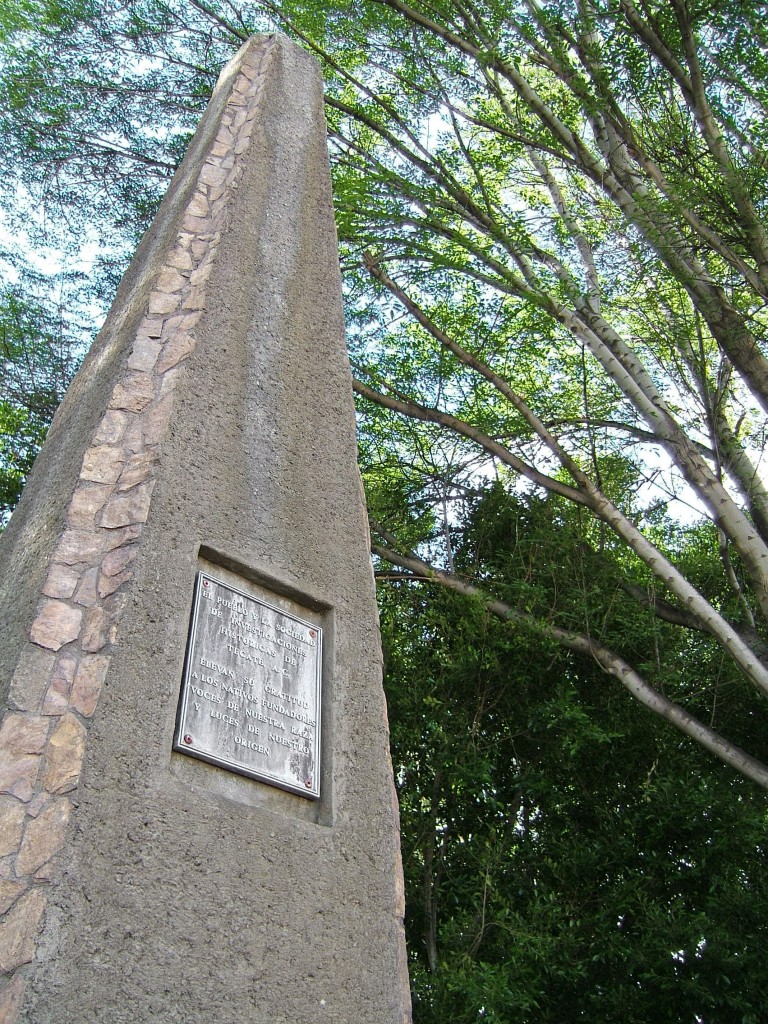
[0,35,411,1022]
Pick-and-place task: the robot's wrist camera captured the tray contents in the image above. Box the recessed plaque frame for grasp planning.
[173,571,322,799]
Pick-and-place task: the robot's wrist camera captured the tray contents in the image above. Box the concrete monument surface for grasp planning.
[0,34,411,1023]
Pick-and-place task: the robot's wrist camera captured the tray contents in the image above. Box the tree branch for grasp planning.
[371,536,768,790]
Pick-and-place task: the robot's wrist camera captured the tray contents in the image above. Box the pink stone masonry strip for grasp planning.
[0,36,277,1017]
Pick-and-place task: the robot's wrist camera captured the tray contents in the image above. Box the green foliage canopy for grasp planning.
[0,268,84,518]
[383,489,768,1020]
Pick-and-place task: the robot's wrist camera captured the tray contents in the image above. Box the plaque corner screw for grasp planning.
[305,778,313,787]
[184,734,193,744]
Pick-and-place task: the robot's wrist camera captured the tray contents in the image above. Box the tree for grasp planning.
[324,0,768,786]
[0,265,86,521]
[382,488,768,1021]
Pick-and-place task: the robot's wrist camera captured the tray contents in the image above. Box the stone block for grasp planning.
[0,801,27,859]
[97,482,154,529]
[69,656,109,718]
[109,373,155,414]
[52,529,106,567]
[156,267,188,293]
[147,290,180,315]
[66,484,112,529]
[127,337,162,372]
[29,602,82,653]
[142,396,174,446]
[41,656,77,716]
[156,333,195,374]
[116,452,158,493]
[41,716,86,795]
[79,596,125,653]
[0,881,26,916]
[104,525,142,551]
[93,409,128,445]
[80,445,125,485]
[100,546,137,578]
[166,247,194,270]
[199,163,228,186]
[41,565,80,601]
[0,890,46,973]
[186,192,209,218]
[96,570,132,598]
[72,568,99,609]
[0,970,26,1019]
[16,798,71,875]
[7,649,55,714]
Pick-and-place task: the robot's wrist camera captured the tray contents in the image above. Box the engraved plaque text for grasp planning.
[174,572,322,798]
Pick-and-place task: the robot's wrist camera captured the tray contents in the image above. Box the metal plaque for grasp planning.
[173,571,322,799]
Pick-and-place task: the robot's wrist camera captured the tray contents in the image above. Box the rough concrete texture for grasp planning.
[0,35,411,1022]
